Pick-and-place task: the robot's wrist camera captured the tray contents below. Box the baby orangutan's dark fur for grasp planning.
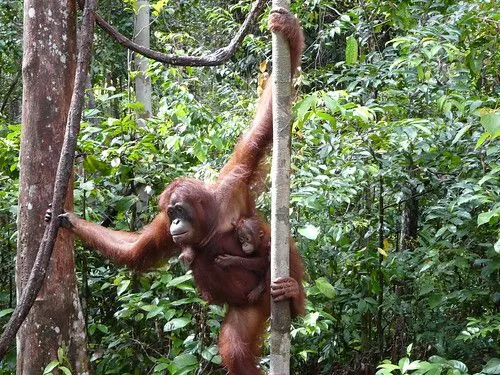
[216,216,270,304]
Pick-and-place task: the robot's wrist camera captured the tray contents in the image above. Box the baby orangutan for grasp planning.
[179,216,270,304]
[215,216,270,303]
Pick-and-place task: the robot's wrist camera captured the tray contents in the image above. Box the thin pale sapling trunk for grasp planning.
[270,1,292,374]
[134,0,152,117]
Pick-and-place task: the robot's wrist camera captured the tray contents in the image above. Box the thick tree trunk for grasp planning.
[134,0,152,117]
[16,0,89,373]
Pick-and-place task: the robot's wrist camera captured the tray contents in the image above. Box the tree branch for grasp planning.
[0,0,97,359]
[86,0,267,66]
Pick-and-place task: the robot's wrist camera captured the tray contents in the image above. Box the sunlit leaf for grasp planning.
[345,35,358,64]
[377,248,388,257]
[452,124,472,145]
[480,109,500,137]
[478,210,499,226]
[43,361,60,374]
[0,308,13,318]
[298,223,320,240]
[172,353,198,369]
[295,94,317,123]
[448,360,468,372]
[116,279,130,296]
[315,277,336,299]
[482,358,500,374]
[163,317,191,332]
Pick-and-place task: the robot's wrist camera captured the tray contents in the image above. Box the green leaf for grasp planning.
[476,132,490,148]
[353,106,372,123]
[413,123,432,135]
[345,35,358,64]
[428,293,443,308]
[448,360,468,372]
[96,324,108,334]
[79,180,95,191]
[295,94,317,123]
[116,279,130,296]
[163,317,191,332]
[478,210,499,226]
[480,110,500,137]
[315,277,336,299]
[83,155,109,174]
[57,347,64,363]
[167,274,193,288]
[172,353,198,368]
[201,345,221,364]
[399,357,410,373]
[60,367,72,375]
[435,226,448,238]
[43,360,60,374]
[315,111,337,126]
[482,358,500,374]
[298,223,320,240]
[154,362,170,372]
[407,360,422,370]
[110,157,121,168]
[452,125,472,145]
[429,355,446,364]
[377,363,400,372]
[323,93,344,114]
[0,308,14,318]
[146,306,164,319]
[377,248,388,257]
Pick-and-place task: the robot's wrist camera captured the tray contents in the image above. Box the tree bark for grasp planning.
[133,0,152,117]
[16,0,89,372]
[270,1,292,374]
[376,169,384,359]
[400,157,419,252]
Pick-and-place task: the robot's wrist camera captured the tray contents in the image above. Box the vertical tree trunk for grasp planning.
[376,170,384,358]
[17,0,89,373]
[391,156,418,361]
[270,1,292,374]
[400,158,419,252]
[134,0,152,117]
[360,185,372,355]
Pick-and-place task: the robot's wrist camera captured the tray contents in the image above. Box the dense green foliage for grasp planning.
[0,0,498,374]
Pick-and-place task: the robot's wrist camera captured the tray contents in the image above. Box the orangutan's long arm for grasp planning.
[217,9,304,186]
[215,254,267,271]
[60,211,178,271]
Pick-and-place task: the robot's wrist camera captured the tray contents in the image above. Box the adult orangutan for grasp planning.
[47,9,305,375]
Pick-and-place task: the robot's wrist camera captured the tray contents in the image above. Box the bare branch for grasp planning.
[0,0,97,359]
[89,0,267,66]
